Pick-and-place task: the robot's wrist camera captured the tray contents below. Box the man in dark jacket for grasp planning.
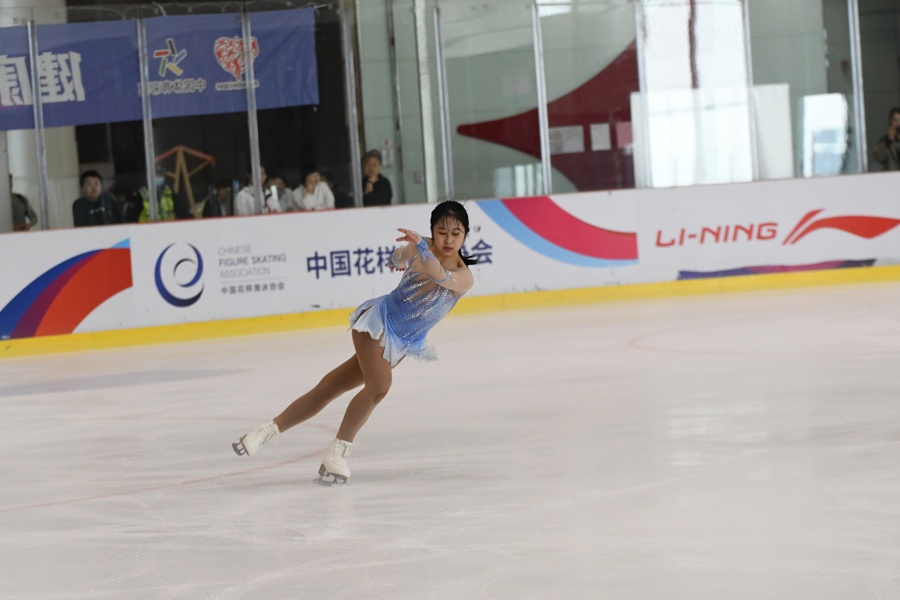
[203,178,232,217]
[72,170,118,227]
[362,149,393,207]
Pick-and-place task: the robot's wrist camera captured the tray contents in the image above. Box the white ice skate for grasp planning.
[232,421,279,456]
[316,438,352,485]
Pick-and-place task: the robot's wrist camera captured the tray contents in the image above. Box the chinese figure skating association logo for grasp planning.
[155,243,204,307]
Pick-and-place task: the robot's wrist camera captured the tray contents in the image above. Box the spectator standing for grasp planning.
[137,166,190,222]
[234,165,279,215]
[10,174,38,231]
[203,178,232,218]
[271,175,293,213]
[292,165,335,211]
[111,179,141,223]
[873,107,900,171]
[362,149,393,207]
[73,170,118,227]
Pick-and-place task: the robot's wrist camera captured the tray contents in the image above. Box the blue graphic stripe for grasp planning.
[478,200,637,268]
[677,259,876,280]
[0,251,97,339]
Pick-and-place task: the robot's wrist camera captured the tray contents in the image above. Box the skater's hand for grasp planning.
[396,228,421,245]
[387,260,406,272]
[392,229,423,271]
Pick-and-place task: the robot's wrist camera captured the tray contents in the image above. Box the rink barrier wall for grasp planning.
[5,172,900,357]
[4,263,900,359]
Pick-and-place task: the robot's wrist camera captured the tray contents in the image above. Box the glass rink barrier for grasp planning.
[0,0,889,235]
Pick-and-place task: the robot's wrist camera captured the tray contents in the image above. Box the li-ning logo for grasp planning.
[154,38,187,77]
[155,243,204,307]
[656,210,900,248]
[782,209,900,245]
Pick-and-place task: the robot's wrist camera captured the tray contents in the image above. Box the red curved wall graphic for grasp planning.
[456,43,638,192]
[37,249,132,336]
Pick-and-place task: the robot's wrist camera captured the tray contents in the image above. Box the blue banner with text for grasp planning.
[0,8,318,131]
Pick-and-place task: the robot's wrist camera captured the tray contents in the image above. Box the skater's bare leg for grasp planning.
[336,329,393,443]
[273,355,365,433]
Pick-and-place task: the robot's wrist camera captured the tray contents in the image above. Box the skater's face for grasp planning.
[431,217,466,259]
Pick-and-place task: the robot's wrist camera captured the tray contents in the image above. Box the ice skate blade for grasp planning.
[315,465,348,486]
[232,441,247,456]
[314,474,348,486]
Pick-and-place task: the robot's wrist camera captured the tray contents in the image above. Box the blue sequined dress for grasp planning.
[350,237,466,366]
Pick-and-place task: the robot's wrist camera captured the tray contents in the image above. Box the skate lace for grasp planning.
[255,424,278,446]
[331,441,350,462]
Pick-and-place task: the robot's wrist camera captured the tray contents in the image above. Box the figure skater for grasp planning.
[232,200,477,484]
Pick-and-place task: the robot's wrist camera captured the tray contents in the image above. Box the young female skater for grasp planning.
[232,200,476,484]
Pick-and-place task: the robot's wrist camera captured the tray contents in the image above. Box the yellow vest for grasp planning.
[139,186,175,222]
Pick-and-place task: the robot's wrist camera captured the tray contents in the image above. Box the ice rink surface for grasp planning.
[2,281,900,599]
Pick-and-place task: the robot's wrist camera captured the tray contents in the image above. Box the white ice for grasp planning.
[2,282,900,599]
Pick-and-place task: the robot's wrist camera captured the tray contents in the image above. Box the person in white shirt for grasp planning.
[291,166,335,211]
[234,165,280,216]
[272,175,294,213]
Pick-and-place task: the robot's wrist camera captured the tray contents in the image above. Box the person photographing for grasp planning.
[874,107,900,171]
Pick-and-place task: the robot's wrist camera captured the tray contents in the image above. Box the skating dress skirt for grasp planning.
[350,239,464,367]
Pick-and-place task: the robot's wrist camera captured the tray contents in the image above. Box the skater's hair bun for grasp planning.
[430,200,478,266]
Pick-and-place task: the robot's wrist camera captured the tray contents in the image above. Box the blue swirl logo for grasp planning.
[154,243,204,307]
